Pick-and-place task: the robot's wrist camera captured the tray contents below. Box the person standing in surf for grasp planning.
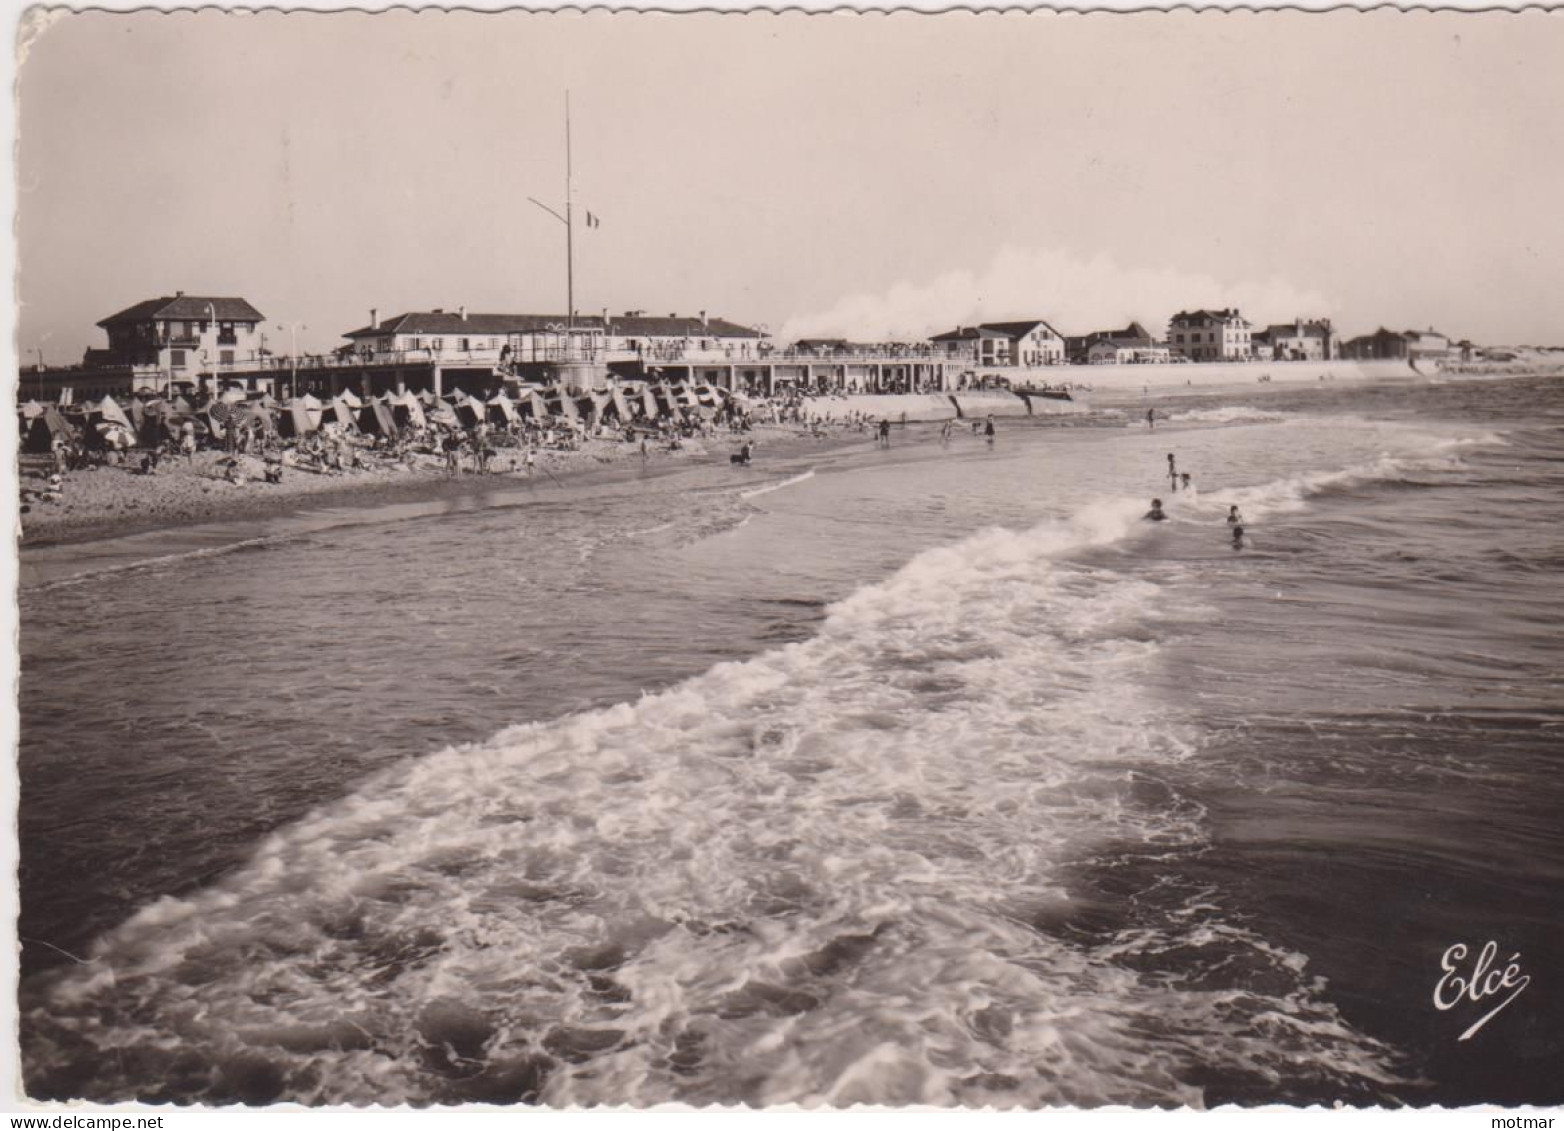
[1146,408,1156,430]
[1145,498,1167,521]
[1167,453,1178,490]
[984,415,996,445]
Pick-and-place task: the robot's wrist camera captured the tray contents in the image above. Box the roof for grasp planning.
[343,311,765,340]
[1168,308,1247,327]
[1089,321,1153,345]
[977,319,1065,340]
[98,295,265,327]
[929,326,1011,342]
[1265,321,1332,338]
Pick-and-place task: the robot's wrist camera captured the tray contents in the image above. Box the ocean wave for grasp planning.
[21,494,1404,1107]
[739,468,816,500]
[1165,406,1291,425]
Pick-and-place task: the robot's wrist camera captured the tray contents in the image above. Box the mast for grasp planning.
[565,90,574,331]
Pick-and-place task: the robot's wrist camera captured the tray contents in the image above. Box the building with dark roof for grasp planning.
[89,292,267,376]
[929,319,1066,368]
[1340,327,1452,361]
[1167,309,1253,362]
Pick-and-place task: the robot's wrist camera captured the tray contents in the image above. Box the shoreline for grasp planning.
[14,422,869,551]
[18,367,1559,552]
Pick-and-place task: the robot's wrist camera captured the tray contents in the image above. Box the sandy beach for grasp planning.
[14,420,872,548]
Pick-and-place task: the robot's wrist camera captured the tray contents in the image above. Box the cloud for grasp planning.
[778,246,1339,342]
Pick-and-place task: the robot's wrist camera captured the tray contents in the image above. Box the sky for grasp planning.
[13,7,1564,362]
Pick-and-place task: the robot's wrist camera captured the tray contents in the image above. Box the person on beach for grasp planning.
[877,419,891,448]
[984,415,996,445]
[180,421,196,464]
[1227,505,1243,526]
[1146,408,1156,431]
[941,419,953,444]
[1145,498,1167,522]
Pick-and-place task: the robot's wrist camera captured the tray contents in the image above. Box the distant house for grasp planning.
[1079,321,1169,364]
[1259,319,1338,362]
[1167,309,1252,362]
[929,319,1065,368]
[1341,327,1452,361]
[90,292,266,377]
[341,308,765,365]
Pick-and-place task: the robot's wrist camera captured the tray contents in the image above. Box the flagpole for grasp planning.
[565,90,574,332]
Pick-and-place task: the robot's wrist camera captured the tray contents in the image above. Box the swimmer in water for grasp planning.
[1145,498,1167,521]
[1227,505,1243,525]
[1180,472,1191,490]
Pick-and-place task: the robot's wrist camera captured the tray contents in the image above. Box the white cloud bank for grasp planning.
[778,246,1339,343]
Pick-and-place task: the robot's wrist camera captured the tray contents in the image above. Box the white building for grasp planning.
[1167,309,1253,362]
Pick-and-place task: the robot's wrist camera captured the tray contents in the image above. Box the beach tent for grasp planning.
[454,396,486,429]
[487,392,519,427]
[24,407,74,453]
[428,402,460,430]
[416,389,439,406]
[18,400,45,421]
[548,392,580,423]
[278,401,317,438]
[319,399,359,431]
[358,401,399,437]
[576,394,604,429]
[336,388,364,408]
[389,391,428,430]
[640,388,660,420]
[609,389,633,424]
[95,396,135,432]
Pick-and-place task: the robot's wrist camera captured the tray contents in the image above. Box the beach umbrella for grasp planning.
[640,388,660,420]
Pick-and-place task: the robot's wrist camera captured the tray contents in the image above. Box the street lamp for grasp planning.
[277,322,305,400]
[205,302,219,397]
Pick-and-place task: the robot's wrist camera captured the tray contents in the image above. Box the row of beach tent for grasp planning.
[20,381,750,454]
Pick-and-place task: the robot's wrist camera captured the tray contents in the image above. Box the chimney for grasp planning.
[459,305,467,322]
[370,308,379,330]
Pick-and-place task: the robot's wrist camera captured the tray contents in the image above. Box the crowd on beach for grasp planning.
[15,380,938,537]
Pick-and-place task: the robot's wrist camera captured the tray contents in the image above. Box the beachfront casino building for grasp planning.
[1166,308,1254,362]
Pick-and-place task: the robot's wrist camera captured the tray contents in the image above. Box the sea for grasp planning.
[14,375,1564,1108]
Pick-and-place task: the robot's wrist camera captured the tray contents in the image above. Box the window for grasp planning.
[407,337,422,350]
[220,350,234,365]
[459,338,470,352]
[170,349,187,368]
[431,338,444,351]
